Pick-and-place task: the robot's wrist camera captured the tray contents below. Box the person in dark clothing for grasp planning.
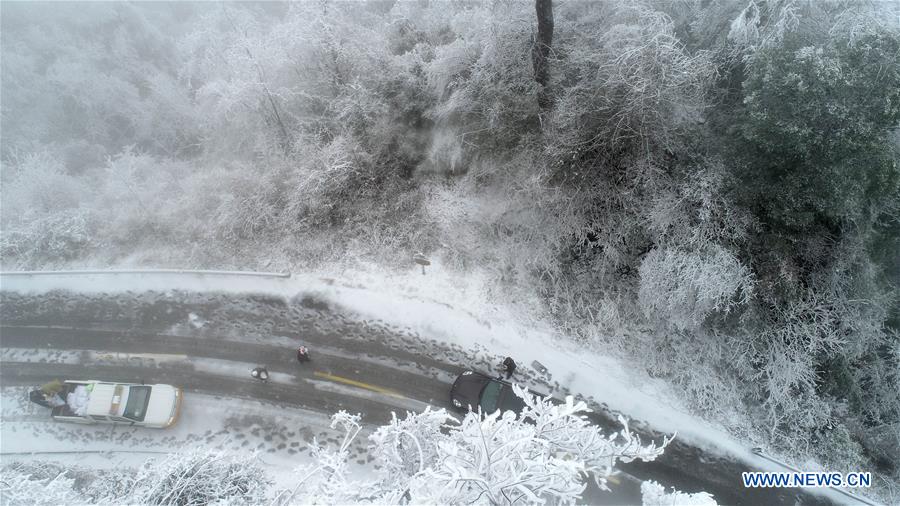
[37,379,66,407]
[502,357,516,379]
[29,389,52,408]
[297,346,310,363]
[251,366,269,383]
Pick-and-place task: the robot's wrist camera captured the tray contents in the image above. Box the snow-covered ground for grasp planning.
[0,384,370,493]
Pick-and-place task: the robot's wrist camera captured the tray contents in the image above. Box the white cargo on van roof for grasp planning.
[85,383,117,416]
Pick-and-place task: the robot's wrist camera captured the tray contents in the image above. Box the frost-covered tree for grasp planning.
[131,448,269,505]
[287,386,677,505]
[735,28,900,230]
[641,480,717,506]
[1,451,268,505]
[0,2,196,157]
[0,462,84,506]
[2,0,898,496]
[275,410,369,505]
[638,245,754,331]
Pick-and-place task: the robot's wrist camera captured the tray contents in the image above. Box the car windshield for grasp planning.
[479,380,502,413]
[123,386,151,421]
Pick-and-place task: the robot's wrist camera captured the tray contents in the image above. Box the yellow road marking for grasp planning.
[313,371,403,398]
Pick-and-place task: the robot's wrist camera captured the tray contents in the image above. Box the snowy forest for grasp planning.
[1,0,899,501]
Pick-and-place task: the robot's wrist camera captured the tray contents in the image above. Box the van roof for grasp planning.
[86,383,122,417]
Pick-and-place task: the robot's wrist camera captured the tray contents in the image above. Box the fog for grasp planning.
[1,0,898,502]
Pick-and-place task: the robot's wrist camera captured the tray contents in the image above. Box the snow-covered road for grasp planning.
[0,272,855,505]
[0,326,644,504]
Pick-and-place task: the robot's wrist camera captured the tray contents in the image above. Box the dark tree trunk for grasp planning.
[532,0,554,110]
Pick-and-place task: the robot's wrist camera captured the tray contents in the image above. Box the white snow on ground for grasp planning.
[1,347,187,366]
[187,312,207,329]
[0,385,369,493]
[0,269,868,505]
[0,348,82,364]
[188,356,297,385]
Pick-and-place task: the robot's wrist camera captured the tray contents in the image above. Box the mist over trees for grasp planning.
[1,0,898,499]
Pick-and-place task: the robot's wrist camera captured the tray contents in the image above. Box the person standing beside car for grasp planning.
[502,357,516,379]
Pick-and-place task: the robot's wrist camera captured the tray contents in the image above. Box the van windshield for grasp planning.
[123,386,151,421]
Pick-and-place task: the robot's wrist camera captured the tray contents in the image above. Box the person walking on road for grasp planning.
[251,366,269,383]
[297,346,311,363]
[501,357,516,379]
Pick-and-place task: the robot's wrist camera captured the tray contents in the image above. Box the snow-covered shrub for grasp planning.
[368,407,454,485]
[287,135,372,226]
[628,328,748,424]
[277,411,368,505]
[638,245,754,330]
[425,161,590,296]
[0,211,94,267]
[0,152,93,268]
[91,150,185,247]
[743,274,895,456]
[409,389,670,505]
[133,448,269,505]
[641,480,718,506]
[78,468,136,505]
[0,152,85,219]
[209,168,284,243]
[288,387,675,505]
[0,151,94,267]
[818,423,866,474]
[1,452,266,506]
[0,462,84,505]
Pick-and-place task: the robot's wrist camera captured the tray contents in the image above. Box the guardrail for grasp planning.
[1,449,170,456]
[0,269,291,278]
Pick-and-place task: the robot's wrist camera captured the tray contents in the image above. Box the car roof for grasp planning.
[498,386,527,413]
[452,371,536,415]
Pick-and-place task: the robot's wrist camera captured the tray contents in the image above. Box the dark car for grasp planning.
[450,370,528,415]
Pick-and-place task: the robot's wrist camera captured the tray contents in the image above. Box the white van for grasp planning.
[50,380,182,429]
